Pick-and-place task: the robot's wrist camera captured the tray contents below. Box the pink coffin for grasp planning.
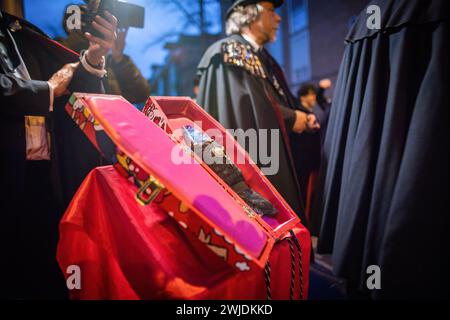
[66,93,306,272]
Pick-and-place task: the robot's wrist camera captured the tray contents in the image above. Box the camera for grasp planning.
[83,0,145,38]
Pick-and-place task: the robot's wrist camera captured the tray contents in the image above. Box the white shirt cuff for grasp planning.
[48,82,54,112]
[80,50,107,78]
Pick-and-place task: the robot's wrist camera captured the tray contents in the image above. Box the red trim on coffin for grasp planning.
[30,29,80,60]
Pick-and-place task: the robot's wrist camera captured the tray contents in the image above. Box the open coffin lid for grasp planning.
[143,97,302,237]
[66,93,302,273]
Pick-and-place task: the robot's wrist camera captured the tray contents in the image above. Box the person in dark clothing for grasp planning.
[298,79,332,137]
[315,79,332,130]
[196,0,319,220]
[313,0,449,299]
[298,83,317,111]
[0,7,117,299]
[296,80,332,221]
[57,4,150,104]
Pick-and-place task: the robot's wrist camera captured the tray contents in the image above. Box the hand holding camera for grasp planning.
[84,11,118,66]
[111,27,128,63]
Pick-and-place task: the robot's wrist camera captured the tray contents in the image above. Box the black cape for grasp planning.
[313,0,450,298]
[196,34,310,219]
[1,11,106,298]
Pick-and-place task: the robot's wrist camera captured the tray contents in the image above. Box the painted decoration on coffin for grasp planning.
[66,95,103,150]
[113,149,253,272]
[143,100,171,134]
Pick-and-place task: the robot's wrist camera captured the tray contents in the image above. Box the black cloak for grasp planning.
[1,11,106,298]
[196,34,311,219]
[313,0,449,298]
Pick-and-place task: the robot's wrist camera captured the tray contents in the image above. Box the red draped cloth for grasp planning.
[57,166,310,300]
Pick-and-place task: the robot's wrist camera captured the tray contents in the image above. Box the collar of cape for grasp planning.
[222,33,268,79]
[222,34,286,99]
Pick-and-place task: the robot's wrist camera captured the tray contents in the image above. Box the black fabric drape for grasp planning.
[313,0,449,298]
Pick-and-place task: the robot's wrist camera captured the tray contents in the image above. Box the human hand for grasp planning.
[306,114,321,132]
[84,11,118,66]
[292,111,308,133]
[319,78,332,90]
[48,62,79,97]
[112,27,128,63]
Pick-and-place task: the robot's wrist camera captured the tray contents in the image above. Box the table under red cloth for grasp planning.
[57,166,310,300]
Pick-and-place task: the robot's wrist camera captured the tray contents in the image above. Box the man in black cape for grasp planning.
[0,7,117,298]
[313,0,449,299]
[196,0,320,219]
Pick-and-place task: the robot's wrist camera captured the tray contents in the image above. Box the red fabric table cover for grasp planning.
[57,166,310,300]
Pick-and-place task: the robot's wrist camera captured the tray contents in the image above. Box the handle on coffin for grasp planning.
[135,177,165,206]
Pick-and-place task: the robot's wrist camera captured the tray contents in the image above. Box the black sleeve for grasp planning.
[68,64,104,94]
[278,104,297,132]
[0,63,104,117]
[0,72,50,117]
[317,87,327,108]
